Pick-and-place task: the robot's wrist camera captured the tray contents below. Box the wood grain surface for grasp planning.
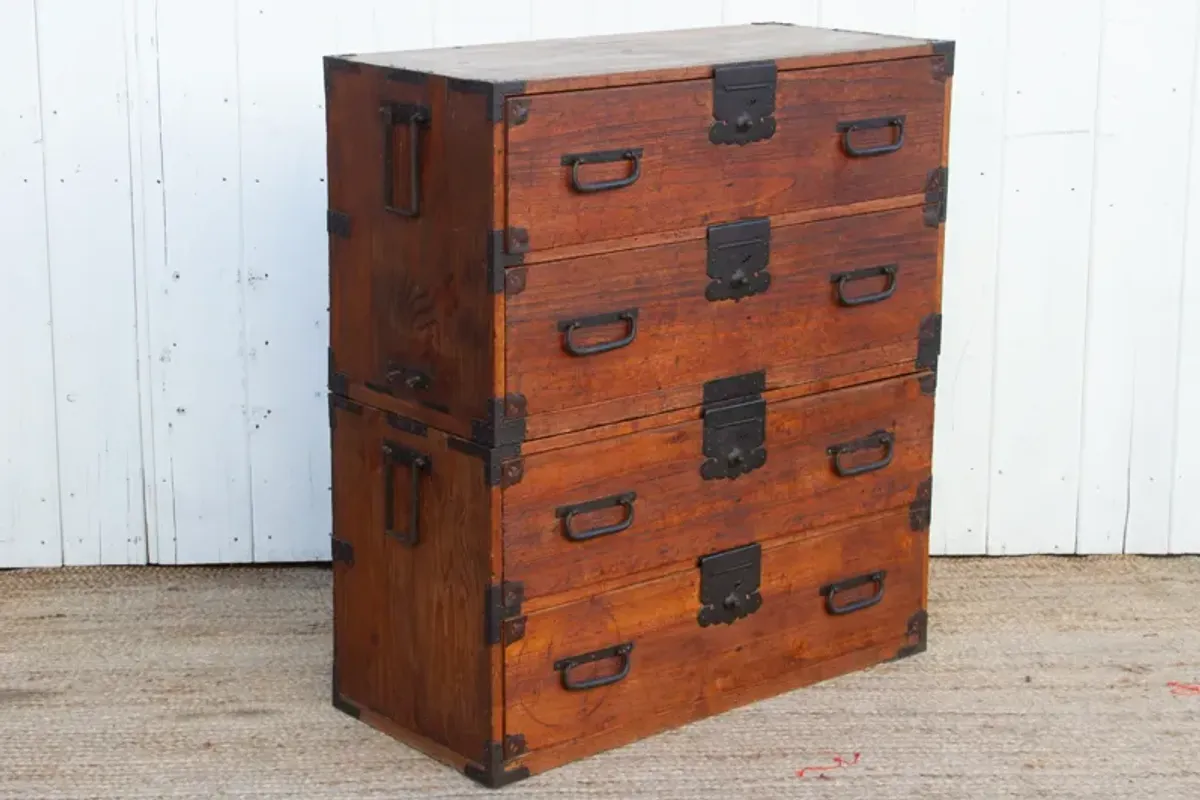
[504,507,928,770]
[331,401,495,763]
[507,205,938,434]
[348,23,935,84]
[326,23,948,786]
[504,373,933,604]
[326,63,496,440]
[506,56,945,253]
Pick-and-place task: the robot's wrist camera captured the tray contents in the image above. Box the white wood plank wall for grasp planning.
[2,0,1199,565]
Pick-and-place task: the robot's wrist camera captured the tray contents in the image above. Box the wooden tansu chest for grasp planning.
[324,23,952,788]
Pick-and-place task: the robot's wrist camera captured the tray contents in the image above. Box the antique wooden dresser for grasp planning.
[324,23,952,788]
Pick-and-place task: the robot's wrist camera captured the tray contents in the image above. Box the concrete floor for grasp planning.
[1,556,1198,798]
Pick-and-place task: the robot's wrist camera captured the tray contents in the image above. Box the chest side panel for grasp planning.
[331,400,497,763]
[326,62,497,438]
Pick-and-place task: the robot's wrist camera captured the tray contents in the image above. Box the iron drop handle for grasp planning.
[554,642,634,691]
[557,309,639,357]
[382,441,431,546]
[827,430,895,477]
[382,103,430,217]
[821,571,887,616]
[837,115,906,158]
[561,148,644,193]
[831,264,899,307]
[556,492,637,543]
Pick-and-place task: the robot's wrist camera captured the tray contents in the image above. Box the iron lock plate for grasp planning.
[698,542,763,626]
[709,60,777,146]
[706,218,771,301]
[701,371,767,480]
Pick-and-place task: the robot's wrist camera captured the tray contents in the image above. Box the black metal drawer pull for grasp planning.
[558,309,639,356]
[556,492,637,542]
[561,148,644,193]
[827,430,895,477]
[832,264,899,307]
[821,571,887,616]
[837,115,906,158]
[554,642,634,691]
[382,441,431,546]
[381,103,430,217]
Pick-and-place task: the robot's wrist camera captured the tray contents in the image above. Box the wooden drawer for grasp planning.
[504,56,947,255]
[507,205,939,439]
[504,507,928,771]
[504,372,933,604]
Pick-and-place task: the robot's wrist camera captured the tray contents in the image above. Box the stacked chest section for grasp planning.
[324,23,952,788]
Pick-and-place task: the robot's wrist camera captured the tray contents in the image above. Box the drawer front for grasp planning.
[505,57,946,253]
[503,372,932,602]
[507,206,938,437]
[504,509,927,762]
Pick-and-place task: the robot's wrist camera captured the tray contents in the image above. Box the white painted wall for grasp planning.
[2,0,1199,566]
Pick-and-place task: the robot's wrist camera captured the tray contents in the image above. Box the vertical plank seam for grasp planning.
[122,0,153,565]
[1074,0,1109,555]
[234,0,257,562]
[1166,3,1200,554]
[31,0,66,567]
[983,0,1015,555]
[148,0,172,563]
[122,0,139,564]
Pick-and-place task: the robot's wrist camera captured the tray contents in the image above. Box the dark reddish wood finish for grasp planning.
[326,23,950,787]
[510,194,923,266]
[517,635,912,776]
[327,53,947,442]
[506,57,945,253]
[507,205,938,438]
[329,377,932,782]
[330,400,496,765]
[504,508,928,771]
[504,372,933,604]
[325,61,495,442]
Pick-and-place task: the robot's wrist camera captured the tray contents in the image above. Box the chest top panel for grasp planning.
[343,23,936,84]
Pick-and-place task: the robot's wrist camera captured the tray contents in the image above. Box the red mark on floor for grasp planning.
[1167,682,1200,696]
[796,752,861,778]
